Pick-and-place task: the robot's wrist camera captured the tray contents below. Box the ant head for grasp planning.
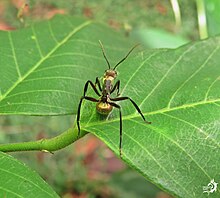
[104,69,117,79]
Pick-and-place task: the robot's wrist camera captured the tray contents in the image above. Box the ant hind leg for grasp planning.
[110,96,151,124]
[109,102,123,158]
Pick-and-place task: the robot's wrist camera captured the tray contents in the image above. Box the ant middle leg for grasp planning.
[109,102,123,157]
[95,77,102,92]
[83,80,101,97]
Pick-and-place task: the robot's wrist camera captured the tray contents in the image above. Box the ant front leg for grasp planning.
[109,102,123,158]
[83,80,101,97]
[77,96,99,138]
[110,80,120,96]
[110,96,151,124]
[95,77,102,92]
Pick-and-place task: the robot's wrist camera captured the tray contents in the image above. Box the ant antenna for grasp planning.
[113,43,139,70]
[99,40,111,69]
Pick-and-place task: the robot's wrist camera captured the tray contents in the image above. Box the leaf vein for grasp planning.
[0,168,54,197]
[31,25,44,58]
[161,112,220,148]
[167,45,220,108]
[139,44,196,109]
[131,119,212,180]
[120,50,161,96]
[92,122,190,196]
[34,64,94,73]
[0,20,92,102]
[23,76,84,83]
[204,75,220,101]
[49,52,103,61]
[0,102,70,111]
[0,186,23,198]
[86,98,220,127]
[47,20,59,44]
[8,31,22,79]
[4,89,77,100]
[125,130,190,196]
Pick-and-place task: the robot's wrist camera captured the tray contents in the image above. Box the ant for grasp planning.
[77,41,151,157]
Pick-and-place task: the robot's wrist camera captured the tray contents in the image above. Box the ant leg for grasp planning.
[110,80,120,96]
[109,102,123,158]
[110,96,151,124]
[77,96,99,138]
[95,77,102,92]
[83,80,101,97]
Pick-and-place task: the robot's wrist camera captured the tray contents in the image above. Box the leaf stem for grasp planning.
[196,0,208,39]
[170,0,182,29]
[0,126,87,152]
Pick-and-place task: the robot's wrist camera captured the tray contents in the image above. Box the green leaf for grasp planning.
[0,15,132,115]
[80,38,220,197]
[0,152,59,197]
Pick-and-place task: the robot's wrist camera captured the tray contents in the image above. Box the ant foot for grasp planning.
[145,121,152,124]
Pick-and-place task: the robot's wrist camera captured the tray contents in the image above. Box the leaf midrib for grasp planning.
[84,97,220,127]
[0,20,92,102]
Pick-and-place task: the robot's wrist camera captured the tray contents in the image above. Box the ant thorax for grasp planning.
[102,70,117,93]
[101,78,112,93]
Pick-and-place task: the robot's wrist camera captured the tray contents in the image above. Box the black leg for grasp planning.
[110,96,151,124]
[110,80,120,96]
[95,77,102,92]
[109,102,123,158]
[83,80,101,97]
[77,96,99,138]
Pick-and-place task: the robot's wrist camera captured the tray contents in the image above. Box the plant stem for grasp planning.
[196,0,208,39]
[0,126,87,152]
[170,0,182,29]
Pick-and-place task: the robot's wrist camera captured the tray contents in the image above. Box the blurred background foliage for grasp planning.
[0,0,220,197]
